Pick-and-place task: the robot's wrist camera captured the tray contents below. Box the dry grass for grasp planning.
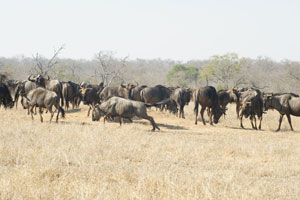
[1,103,300,199]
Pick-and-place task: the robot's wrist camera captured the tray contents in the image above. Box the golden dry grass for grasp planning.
[1,103,300,199]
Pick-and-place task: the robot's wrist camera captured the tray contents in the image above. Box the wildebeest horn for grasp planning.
[28,74,35,82]
[47,75,50,80]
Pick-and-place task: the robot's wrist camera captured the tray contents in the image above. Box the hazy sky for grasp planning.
[1,0,300,61]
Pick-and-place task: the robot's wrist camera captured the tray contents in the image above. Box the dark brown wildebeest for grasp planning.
[62,81,82,110]
[27,74,64,107]
[193,86,225,125]
[170,87,192,118]
[263,93,300,131]
[91,96,160,131]
[21,87,65,123]
[0,83,14,109]
[239,88,263,130]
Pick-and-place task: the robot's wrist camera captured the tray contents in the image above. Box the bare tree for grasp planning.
[95,51,128,86]
[30,44,65,76]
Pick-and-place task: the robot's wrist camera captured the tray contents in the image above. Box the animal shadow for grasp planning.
[134,121,187,130]
[65,108,81,114]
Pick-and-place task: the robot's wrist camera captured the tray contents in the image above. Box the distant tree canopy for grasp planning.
[167,64,199,87]
[200,53,241,89]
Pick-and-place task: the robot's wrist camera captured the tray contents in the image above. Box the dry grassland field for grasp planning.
[1,102,300,199]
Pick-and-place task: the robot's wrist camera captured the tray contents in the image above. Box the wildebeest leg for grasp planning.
[195,106,199,125]
[144,115,160,131]
[87,106,91,116]
[258,116,262,130]
[118,116,122,125]
[236,102,241,119]
[209,108,213,125]
[206,107,211,118]
[240,114,244,129]
[200,107,206,125]
[276,114,284,132]
[55,106,60,123]
[180,104,185,119]
[286,114,294,131]
[48,107,54,123]
[39,107,43,123]
[30,106,35,120]
[66,99,69,111]
[250,115,257,130]
[72,99,75,110]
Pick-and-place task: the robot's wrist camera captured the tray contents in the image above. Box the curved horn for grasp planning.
[47,75,50,80]
[134,81,139,86]
[28,74,35,82]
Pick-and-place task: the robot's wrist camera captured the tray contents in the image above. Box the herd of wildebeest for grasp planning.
[0,74,300,131]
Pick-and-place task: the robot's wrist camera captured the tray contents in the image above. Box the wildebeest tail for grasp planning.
[193,90,200,115]
[145,98,171,107]
[58,106,65,118]
[14,85,21,107]
[140,90,145,102]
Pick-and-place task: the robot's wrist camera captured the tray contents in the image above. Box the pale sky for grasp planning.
[1,0,300,61]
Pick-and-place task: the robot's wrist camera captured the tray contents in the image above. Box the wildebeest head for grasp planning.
[263,95,273,111]
[2,97,14,109]
[229,88,239,102]
[91,105,106,121]
[212,107,226,124]
[28,74,45,86]
[80,88,92,105]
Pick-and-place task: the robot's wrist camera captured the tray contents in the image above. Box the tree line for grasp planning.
[0,50,299,93]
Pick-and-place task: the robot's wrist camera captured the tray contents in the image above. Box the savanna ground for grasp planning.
[1,102,300,200]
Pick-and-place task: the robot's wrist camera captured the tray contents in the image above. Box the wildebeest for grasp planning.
[91,96,160,131]
[27,74,64,107]
[140,85,171,104]
[239,88,263,130]
[170,87,192,118]
[218,89,239,117]
[193,86,225,125]
[0,83,14,108]
[81,87,102,116]
[130,85,147,101]
[263,93,300,131]
[98,84,135,102]
[62,81,82,110]
[4,79,20,108]
[21,87,65,122]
